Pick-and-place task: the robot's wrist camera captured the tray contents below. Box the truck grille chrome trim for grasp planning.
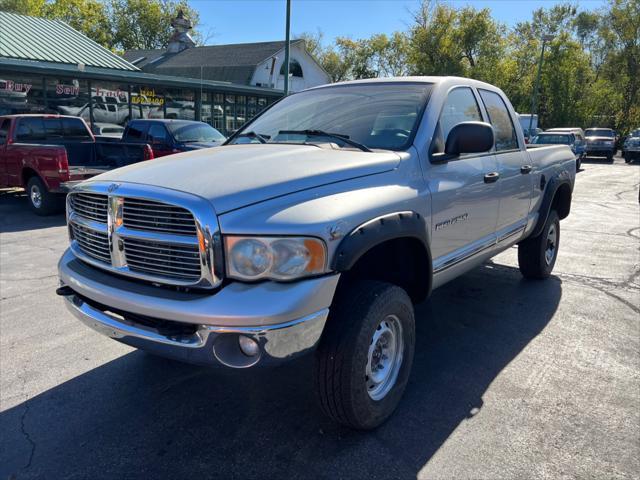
[66,182,222,289]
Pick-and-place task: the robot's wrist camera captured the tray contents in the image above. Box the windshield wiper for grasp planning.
[236,131,271,143]
[278,129,372,152]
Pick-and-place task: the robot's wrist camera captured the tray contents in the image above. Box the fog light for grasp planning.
[238,335,259,357]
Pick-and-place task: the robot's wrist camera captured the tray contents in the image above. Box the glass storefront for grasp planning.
[0,74,46,115]
[0,70,279,136]
[90,81,130,126]
[164,88,195,121]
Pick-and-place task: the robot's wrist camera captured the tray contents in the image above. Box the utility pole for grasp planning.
[528,34,554,135]
[283,0,291,95]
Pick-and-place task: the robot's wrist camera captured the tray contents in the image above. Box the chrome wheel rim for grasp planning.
[366,314,404,401]
[545,223,557,265]
[30,185,42,209]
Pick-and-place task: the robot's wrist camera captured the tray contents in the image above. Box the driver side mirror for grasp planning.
[432,122,494,163]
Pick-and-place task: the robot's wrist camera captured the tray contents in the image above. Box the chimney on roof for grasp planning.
[167,9,196,53]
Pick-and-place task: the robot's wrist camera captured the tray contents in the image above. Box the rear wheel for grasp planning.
[26,176,62,216]
[607,153,614,163]
[576,156,582,171]
[314,280,415,430]
[518,210,560,279]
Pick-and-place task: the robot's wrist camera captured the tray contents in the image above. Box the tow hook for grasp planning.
[55,285,74,297]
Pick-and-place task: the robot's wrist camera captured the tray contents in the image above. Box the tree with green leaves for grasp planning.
[0,0,201,51]
[109,0,200,51]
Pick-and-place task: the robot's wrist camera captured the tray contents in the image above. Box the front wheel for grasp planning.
[314,281,415,430]
[518,210,560,279]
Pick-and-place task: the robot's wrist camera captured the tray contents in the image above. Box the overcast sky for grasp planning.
[192,0,608,45]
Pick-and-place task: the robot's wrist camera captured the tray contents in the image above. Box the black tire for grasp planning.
[518,210,560,279]
[607,153,614,163]
[576,157,581,171]
[314,280,415,430]
[26,176,62,216]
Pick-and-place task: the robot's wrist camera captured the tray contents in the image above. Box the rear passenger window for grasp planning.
[16,118,45,142]
[126,123,147,142]
[479,90,519,152]
[61,118,91,139]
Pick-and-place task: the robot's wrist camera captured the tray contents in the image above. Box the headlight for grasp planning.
[225,236,327,281]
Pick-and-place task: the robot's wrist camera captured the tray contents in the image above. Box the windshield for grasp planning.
[229,83,432,151]
[168,122,225,143]
[585,129,614,137]
[629,129,640,138]
[532,134,572,145]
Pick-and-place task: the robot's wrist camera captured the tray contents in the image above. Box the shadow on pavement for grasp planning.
[1,260,562,479]
[0,189,66,233]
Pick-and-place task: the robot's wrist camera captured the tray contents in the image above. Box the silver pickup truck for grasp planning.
[57,77,575,429]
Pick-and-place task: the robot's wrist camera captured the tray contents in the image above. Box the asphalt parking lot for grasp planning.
[1,154,639,479]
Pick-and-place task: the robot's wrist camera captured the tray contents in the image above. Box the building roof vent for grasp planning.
[167,10,196,53]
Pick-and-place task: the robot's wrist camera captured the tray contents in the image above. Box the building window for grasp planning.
[132,85,165,122]
[225,94,236,133]
[247,96,258,120]
[164,88,195,121]
[89,81,129,126]
[280,59,303,78]
[0,74,46,115]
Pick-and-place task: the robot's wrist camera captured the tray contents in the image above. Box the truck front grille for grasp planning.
[124,238,201,280]
[123,198,197,235]
[69,193,108,223]
[67,186,220,289]
[70,223,110,263]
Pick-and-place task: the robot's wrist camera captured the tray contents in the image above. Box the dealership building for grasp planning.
[0,12,328,135]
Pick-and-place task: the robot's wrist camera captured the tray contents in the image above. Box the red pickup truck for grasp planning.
[0,115,153,215]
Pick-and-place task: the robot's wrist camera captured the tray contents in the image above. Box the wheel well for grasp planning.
[551,183,571,219]
[21,168,40,187]
[338,237,431,304]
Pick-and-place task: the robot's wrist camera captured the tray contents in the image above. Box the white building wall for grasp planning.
[251,43,330,92]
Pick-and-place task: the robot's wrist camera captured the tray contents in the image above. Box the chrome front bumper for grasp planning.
[58,248,339,367]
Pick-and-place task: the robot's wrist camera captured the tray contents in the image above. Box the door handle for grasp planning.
[521,165,533,174]
[484,172,500,183]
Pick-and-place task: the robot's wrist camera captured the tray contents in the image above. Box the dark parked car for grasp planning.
[122,119,226,158]
[584,128,616,162]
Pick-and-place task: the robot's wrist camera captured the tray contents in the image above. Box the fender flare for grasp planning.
[331,211,433,299]
[530,171,572,238]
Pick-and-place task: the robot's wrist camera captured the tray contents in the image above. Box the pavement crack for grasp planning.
[19,402,36,470]
[557,271,640,314]
[614,183,640,201]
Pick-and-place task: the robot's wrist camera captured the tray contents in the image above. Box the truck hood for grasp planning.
[91,144,400,213]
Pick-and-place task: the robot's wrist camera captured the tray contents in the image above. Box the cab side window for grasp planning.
[126,123,147,142]
[479,90,519,152]
[431,87,482,156]
[147,124,169,145]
